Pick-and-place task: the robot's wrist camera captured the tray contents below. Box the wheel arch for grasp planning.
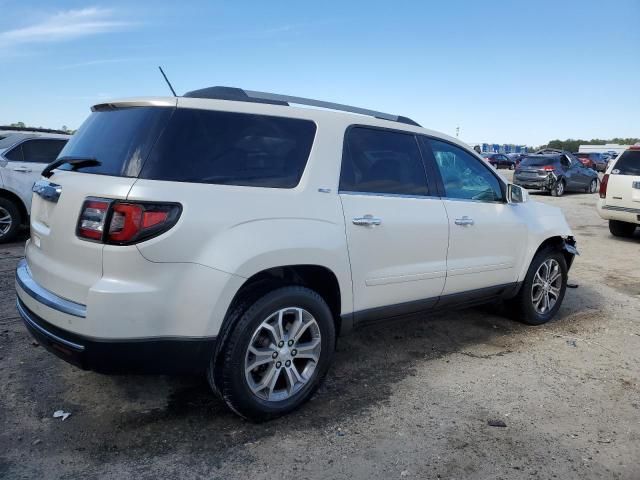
[0,188,28,225]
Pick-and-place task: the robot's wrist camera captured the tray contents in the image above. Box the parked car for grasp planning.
[573,152,598,170]
[16,87,577,420]
[574,152,608,172]
[0,129,70,242]
[507,153,527,166]
[514,152,599,196]
[597,144,640,237]
[482,153,516,169]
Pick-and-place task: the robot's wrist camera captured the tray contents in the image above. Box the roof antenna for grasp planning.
[158,66,177,97]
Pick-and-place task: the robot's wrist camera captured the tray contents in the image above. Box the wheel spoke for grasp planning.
[248,363,277,395]
[294,337,321,361]
[286,308,305,340]
[260,322,282,345]
[548,286,561,299]
[245,346,275,374]
[532,287,544,303]
[549,270,561,284]
[284,367,299,395]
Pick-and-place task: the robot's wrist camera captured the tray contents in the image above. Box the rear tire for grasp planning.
[588,178,598,194]
[609,220,637,238]
[209,286,336,421]
[550,179,565,197]
[505,248,568,326]
[509,164,515,170]
[0,198,22,243]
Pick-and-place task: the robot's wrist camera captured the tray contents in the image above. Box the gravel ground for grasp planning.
[1,171,639,479]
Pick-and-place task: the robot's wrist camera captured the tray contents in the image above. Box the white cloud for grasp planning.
[0,7,133,48]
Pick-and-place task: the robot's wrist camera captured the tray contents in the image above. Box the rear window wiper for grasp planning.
[42,156,101,178]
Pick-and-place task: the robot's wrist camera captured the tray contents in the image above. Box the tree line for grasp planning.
[538,138,640,153]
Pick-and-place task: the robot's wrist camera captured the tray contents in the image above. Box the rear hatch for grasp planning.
[27,102,176,304]
[516,156,556,178]
[605,150,640,208]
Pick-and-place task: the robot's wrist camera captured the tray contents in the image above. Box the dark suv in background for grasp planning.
[514,151,599,196]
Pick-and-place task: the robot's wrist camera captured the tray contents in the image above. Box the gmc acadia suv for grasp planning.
[15,87,578,420]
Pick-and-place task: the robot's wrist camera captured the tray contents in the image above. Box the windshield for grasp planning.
[519,156,555,167]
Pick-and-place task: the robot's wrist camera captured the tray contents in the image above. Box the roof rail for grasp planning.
[183,86,421,127]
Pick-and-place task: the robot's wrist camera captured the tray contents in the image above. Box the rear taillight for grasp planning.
[599,174,609,198]
[542,165,556,171]
[77,199,110,240]
[77,198,181,245]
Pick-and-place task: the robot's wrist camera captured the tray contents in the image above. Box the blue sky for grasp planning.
[1,0,638,145]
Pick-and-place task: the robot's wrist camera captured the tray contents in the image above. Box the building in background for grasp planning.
[578,144,630,156]
[466,142,530,154]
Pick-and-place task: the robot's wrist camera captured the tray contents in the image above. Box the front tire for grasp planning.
[209,286,336,421]
[506,249,568,325]
[609,220,637,238]
[0,198,22,243]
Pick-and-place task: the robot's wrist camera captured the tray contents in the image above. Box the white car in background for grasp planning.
[597,144,640,237]
[0,129,70,242]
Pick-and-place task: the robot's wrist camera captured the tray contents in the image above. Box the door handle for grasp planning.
[353,215,382,227]
[12,167,32,173]
[454,216,474,226]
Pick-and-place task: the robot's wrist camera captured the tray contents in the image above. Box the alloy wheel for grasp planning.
[245,307,321,402]
[0,207,13,236]
[531,259,563,314]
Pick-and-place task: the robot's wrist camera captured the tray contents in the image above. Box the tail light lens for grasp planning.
[599,174,609,198]
[542,165,556,171]
[77,198,181,244]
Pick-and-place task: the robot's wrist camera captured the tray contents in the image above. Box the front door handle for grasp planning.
[454,216,474,226]
[12,167,32,173]
[353,215,382,227]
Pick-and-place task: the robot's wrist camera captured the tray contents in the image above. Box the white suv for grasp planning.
[15,87,578,420]
[597,145,640,237]
[0,129,70,242]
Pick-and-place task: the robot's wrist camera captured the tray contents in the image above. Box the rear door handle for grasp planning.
[12,167,32,173]
[353,215,382,227]
[454,216,474,226]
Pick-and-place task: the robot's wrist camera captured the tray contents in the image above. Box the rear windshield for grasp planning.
[519,156,555,167]
[58,106,317,188]
[613,150,640,175]
[58,107,173,177]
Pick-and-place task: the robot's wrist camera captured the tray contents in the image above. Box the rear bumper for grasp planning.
[596,202,640,224]
[17,296,216,374]
[514,178,549,191]
[16,258,218,374]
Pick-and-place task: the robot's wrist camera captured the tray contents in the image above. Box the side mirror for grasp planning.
[508,184,528,204]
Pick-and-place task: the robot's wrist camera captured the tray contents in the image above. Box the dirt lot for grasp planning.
[1,171,639,480]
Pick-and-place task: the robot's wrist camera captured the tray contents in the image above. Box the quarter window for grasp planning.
[4,145,23,162]
[340,127,428,196]
[426,138,503,202]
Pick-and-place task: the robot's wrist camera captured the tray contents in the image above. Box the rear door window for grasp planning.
[339,127,428,196]
[613,150,640,175]
[21,139,68,163]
